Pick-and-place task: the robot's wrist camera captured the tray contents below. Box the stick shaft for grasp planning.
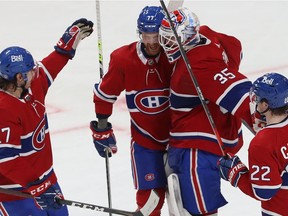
[105,149,113,213]
[96,0,104,78]
[95,1,113,214]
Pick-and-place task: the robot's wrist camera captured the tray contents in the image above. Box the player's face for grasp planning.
[24,63,39,88]
[256,101,269,114]
[250,91,269,114]
[141,32,162,56]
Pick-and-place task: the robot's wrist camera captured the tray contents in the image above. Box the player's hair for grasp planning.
[0,77,17,91]
[270,104,288,115]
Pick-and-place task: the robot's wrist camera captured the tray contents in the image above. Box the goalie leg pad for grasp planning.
[163,152,174,177]
[137,188,165,216]
[166,173,192,216]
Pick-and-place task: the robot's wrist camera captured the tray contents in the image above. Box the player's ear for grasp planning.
[263,101,269,108]
[16,73,23,82]
[15,73,25,86]
[16,73,22,79]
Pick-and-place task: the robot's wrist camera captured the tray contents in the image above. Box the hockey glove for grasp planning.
[252,111,266,133]
[250,101,266,133]
[217,153,248,187]
[55,18,94,59]
[90,120,117,158]
[26,179,64,210]
[34,185,64,210]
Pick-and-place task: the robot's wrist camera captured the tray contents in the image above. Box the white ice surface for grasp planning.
[1,1,288,215]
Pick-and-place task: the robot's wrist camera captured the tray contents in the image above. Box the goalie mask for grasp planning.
[159,7,200,63]
[250,72,288,109]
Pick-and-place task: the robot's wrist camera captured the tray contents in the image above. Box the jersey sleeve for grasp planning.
[31,51,70,97]
[40,51,70,81]
[188,28,253,128]
[93,49,126,116]
[200,25,242,72]
[190,55,253,128]
[237,134,282,200]
[248,136,283,200]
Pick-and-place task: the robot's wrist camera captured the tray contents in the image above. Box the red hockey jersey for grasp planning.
[238,118,288,215]
[93,41,174,150]
[169,26,253,155]
[0,51,69,201]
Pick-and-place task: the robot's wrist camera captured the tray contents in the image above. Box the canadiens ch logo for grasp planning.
[32,118,46,151]
[145,173,155,181]
[134,89,170,114]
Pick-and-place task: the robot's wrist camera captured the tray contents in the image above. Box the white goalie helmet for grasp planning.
[159,7,200,62]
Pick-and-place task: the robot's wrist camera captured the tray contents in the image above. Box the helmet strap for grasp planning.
[256,104,270,115]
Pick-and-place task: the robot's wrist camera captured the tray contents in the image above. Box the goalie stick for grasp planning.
[0,187,159,216]
[160,0,225,156]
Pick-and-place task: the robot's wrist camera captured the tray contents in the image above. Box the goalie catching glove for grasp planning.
[217,153,248,187]
[55,18,94,59]
[90,121,117,158]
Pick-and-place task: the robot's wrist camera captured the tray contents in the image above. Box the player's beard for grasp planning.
[145,43,161,56]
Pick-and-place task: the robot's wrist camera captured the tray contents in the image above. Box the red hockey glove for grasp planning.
[250,101,266,133]
[90,121,117,158]
[217,153,248,187]
[55,18,93,59]
[252,111,266,133]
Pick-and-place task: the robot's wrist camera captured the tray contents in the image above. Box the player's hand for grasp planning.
[55,18,94,59]
[217,153,248,187]
[90,120,117,158]
[34,185,64,210]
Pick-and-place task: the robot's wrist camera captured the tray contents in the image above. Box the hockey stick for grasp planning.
[167,0,184,11]
[160,0,225,156]
[242,120,256,135]
[96,0,104,79]
[0,187,159,216]
[95,0,113,214]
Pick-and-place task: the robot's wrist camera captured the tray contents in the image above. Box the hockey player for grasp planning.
[158,7,254,215]
[218,72,288,216]
[0,18,93,215]
[90,6,174,216]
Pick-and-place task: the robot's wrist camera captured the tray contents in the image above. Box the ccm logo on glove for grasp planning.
[92,132,111,140]
[228,163,247,182]
[29,180,52,196]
